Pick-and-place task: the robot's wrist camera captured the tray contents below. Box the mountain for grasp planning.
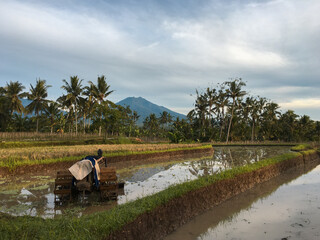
[20,97,187,125]
[20,99,34,116]
[21,99,32,107]
[116,97,186,125]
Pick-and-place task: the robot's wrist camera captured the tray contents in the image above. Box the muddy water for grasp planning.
[165,162,320,240]
[117,146,291,204]
[0,146,290,218]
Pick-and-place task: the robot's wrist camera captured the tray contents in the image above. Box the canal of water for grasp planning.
[165,160,320,240]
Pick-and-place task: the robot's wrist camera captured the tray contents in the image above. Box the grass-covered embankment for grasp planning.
[290,143,313,152]
[211,141,297,147]
[1,148,318,240]
[0,144,212,171]
[0,137,144,149]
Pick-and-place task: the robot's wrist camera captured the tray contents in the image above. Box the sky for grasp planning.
[0,0,319,119]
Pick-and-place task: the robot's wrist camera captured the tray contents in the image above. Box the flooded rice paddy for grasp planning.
[165,161,320,240]
[0,146,291,218]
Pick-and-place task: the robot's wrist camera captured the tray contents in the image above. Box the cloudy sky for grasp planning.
[0,0,319,119]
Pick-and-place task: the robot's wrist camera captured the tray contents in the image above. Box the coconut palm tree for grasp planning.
[159,111,172,129]
[26,79,51,132]
[83,84,96,132]
[132,111,140,124]
[215,88,229,140]
[3,81,27,116]
[88,75,113,136]
[0,87,9,130]
[279,110,298,141]
[204,87,217,127]
[143,113,159,138]
[225,78,246,143]
[44,102,60,134]
[261,101,280,140]
[60,76,83,135]
[12,113,29,132]
[195,91,209,139]
[244,96,259,142]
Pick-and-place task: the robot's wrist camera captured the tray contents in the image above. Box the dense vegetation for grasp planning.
[180,78,320,143]
[1,77,319,142]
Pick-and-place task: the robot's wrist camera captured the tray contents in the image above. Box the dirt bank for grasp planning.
[0,147,214,177]
[106,151,320,240]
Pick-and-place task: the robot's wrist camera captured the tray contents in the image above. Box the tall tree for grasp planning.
[26,79,51,133]
[215,88,228,140]
[44,102,60,134]
[88,75,113,136]
[0,87,10,130]
[3,81,27,116]
[261,101,280,140]
[225,78,246,143]
[143,113,160,138]
[204,87,217,128]
[83,84,95,132]
[60,76,83,135]
[159,111,172,129]
[279,110,298,141]
[244,96,259,142]
[194,91,209,139]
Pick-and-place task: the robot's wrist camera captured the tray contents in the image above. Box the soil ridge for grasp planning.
[0,147,214,177]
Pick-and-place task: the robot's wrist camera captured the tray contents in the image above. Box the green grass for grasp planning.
[0,151,302,240]
[0,145,213,171]
[211,142,297,147]
[0,137,144,149]
[104,144,212,157]
[291,144,313,152]
[0,140,99,149]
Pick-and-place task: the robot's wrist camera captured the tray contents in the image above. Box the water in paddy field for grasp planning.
[117,146,292,204]
[0,146,291,218]
[165,162,320,240]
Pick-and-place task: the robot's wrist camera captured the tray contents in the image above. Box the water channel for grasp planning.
[165,158,320,240]
[0,146,291,218]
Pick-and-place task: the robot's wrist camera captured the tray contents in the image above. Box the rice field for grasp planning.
[0,143,202,163]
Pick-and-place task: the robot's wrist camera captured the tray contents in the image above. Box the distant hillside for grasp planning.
[21,99,32,107]
[20,99,34,116]
[117,97,186,125]
[20,97,187,125]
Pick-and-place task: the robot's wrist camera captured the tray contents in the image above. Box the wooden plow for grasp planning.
[54,160,124,203]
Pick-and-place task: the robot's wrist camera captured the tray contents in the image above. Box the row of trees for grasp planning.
[182,78,320,142]
[1,77,319,142]
[0,76,137,136]
[0,76,178,139]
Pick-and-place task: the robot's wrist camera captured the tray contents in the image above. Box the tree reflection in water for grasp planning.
[187,146,291,178]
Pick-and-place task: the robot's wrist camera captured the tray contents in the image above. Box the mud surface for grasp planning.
[0,146,290,218]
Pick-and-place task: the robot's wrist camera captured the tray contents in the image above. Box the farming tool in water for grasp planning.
[54,150,124,202]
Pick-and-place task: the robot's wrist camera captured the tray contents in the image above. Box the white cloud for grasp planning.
[280,98,320,109]
[0,0,320,119]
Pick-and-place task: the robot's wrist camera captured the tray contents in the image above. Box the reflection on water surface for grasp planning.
[165,161,320,240]
[0,146,291,218]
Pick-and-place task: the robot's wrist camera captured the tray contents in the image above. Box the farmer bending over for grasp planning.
[69,149,104,188]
